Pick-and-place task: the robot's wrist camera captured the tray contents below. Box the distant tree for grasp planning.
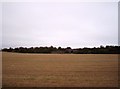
[66,47,71,49]
[65,47,72,53]
[2,45,120,54]
[100,45,104,48]
[58,47,62,50]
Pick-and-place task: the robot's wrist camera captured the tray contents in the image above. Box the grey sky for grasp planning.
[2,2,118,48]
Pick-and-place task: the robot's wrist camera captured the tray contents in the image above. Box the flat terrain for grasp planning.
[2,52,118,87]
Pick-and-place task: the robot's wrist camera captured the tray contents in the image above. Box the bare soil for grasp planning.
[2,52,118,87]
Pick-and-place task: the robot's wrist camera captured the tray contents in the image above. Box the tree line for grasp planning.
[2,45,120,54]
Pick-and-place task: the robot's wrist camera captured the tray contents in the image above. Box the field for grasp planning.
[2,52,118,87]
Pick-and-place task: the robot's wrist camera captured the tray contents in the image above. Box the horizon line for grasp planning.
[2,45,119,49]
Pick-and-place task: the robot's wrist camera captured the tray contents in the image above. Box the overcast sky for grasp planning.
[2,2,118,48]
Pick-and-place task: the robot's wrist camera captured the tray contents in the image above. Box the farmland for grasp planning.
[2,52,118,87]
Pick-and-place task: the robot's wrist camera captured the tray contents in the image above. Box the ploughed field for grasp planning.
[2,52,118,87]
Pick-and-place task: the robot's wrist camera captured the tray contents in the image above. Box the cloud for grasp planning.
[2,2,118,48]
